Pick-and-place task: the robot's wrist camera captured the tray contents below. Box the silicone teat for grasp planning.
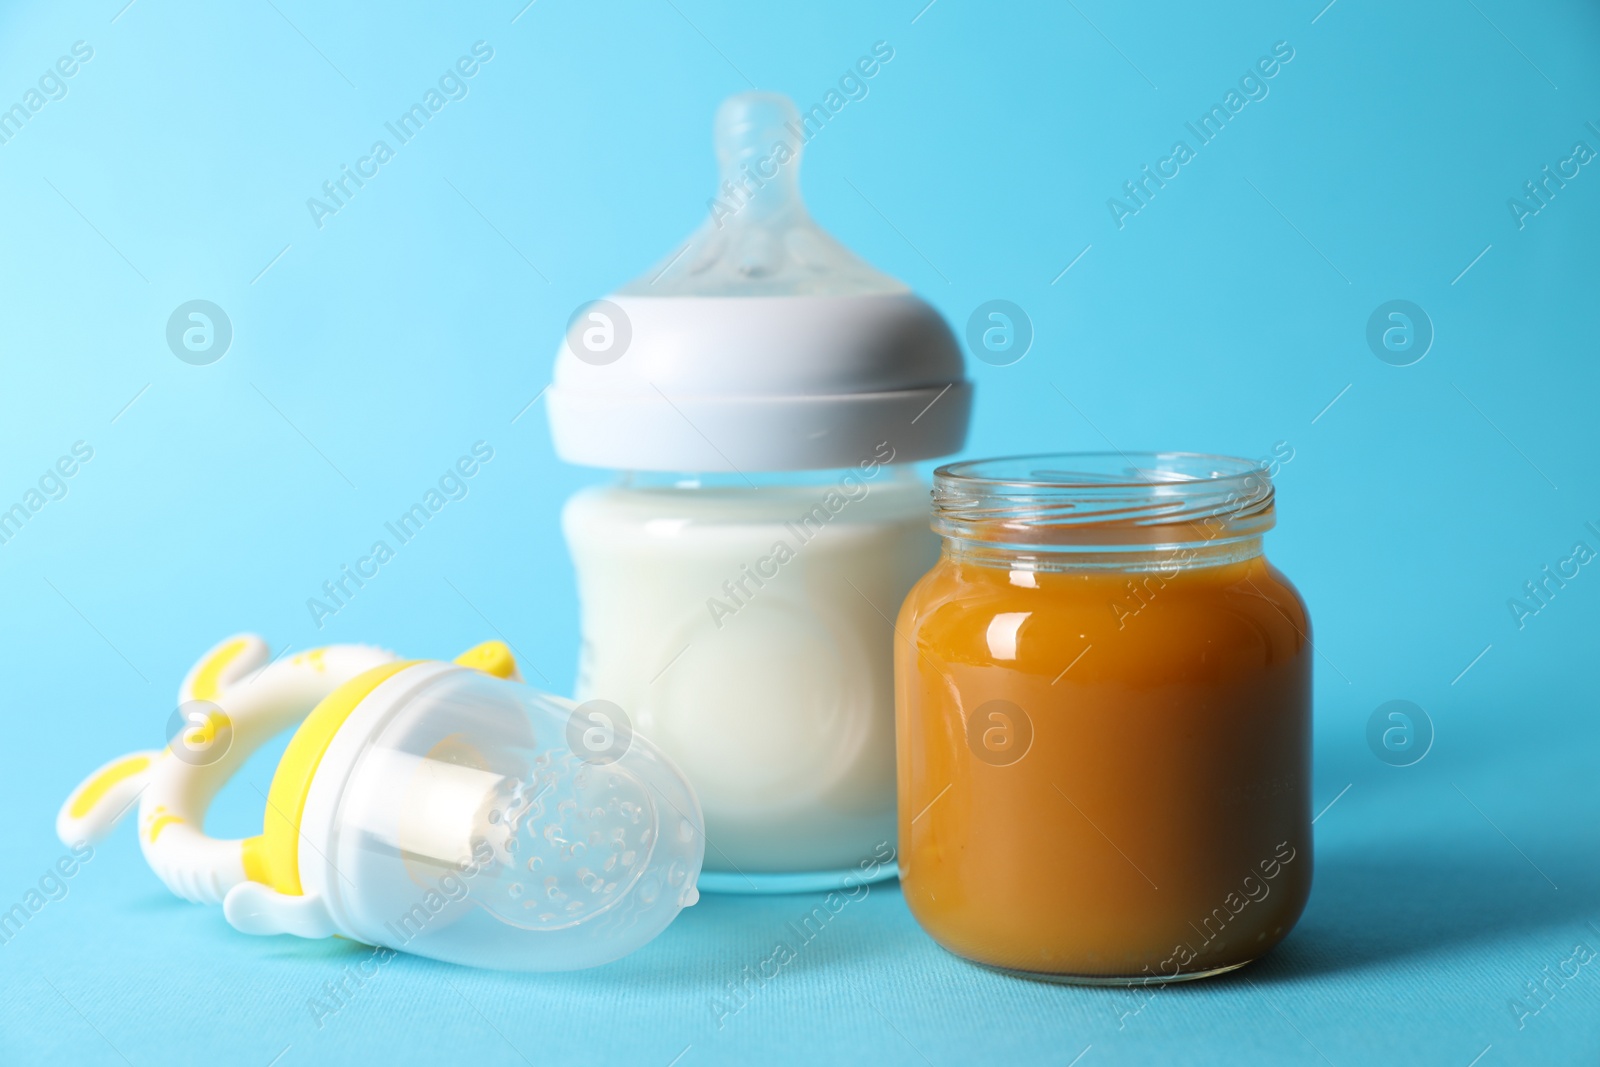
[620,91,904,297]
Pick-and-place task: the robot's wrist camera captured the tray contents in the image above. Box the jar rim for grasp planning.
[932,451,1276,553]
[935,451,1268,490]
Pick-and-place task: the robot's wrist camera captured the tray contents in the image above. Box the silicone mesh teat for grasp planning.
[619,91,906,297]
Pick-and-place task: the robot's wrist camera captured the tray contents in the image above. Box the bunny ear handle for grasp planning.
[56,634,270,848]
[57,634,401,907]
[56,750,160,846]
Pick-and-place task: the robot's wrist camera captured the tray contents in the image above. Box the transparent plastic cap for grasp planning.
[326,670,704,971]
[619,91,904,297]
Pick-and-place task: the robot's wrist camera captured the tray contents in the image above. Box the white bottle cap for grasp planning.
[548,91,971,472]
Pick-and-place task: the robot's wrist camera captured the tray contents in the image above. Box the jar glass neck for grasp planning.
[933,452,1276,572]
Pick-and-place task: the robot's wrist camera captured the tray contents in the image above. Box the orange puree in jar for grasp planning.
[894,452,1312,983]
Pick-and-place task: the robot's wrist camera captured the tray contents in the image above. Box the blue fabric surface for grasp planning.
[1,0,1597,1063]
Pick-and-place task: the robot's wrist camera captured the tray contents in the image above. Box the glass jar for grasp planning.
[564,455,935,891]
[894,452,1312,983]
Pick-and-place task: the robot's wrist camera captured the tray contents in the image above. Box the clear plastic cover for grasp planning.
[618,91,905,297]
[327,670,704,970]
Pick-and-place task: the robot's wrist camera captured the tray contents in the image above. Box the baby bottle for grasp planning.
[59,636,703,970]
[548,92,971,891]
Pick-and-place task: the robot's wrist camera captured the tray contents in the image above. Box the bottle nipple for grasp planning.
[712,92,803,226]
[620,91,905,297]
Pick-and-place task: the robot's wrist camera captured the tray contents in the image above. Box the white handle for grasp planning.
[57,750,160,846]
[58,635,398,904]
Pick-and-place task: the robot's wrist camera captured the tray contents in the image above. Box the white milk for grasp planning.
[562,467,936,875]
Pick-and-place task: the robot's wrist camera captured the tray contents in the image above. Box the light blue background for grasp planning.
[1,0,1597,1064]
